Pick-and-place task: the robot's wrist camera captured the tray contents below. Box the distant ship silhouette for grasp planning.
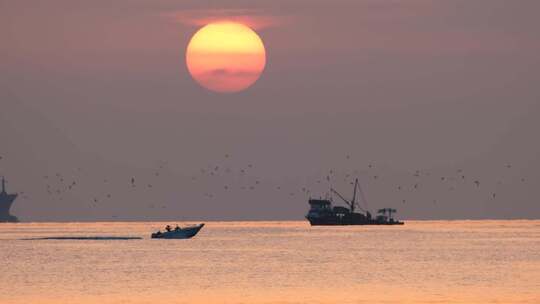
[0,177,19,222]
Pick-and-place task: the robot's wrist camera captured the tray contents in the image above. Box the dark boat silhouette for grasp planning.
[306,179,403,226]
[151,223,204,239]
[0,177,18,223]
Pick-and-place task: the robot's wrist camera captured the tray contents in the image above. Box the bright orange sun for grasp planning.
[186,22,266,93]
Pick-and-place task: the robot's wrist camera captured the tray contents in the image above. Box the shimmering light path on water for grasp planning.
[1,221,539,303]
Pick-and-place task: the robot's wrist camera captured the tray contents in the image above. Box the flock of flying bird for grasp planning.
[0,153,530,214]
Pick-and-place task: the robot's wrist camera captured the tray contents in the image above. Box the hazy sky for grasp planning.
[1,0,539,221]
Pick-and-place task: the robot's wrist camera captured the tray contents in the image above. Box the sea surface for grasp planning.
[1,220,539,304]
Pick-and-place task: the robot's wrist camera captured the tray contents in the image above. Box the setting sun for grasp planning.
[186,22,266,93]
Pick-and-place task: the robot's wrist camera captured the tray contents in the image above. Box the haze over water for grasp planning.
[1,220,539,304]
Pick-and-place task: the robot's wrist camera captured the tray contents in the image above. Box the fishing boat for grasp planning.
[306,179,404,226]
[151,223,204,239]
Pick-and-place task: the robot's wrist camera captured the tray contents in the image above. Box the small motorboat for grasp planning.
[151,223,204,239]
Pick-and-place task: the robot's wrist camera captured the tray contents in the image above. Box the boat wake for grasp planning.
[21,236,142,240]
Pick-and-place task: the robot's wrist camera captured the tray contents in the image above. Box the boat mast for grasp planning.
[331,179,364,213]
[351,178,358,213]
[1,177,5,193]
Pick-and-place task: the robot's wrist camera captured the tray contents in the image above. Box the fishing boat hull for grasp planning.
[151,224,204,239]
[307,216,404,226]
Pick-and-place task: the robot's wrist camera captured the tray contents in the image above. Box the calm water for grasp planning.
[1,221,539,304]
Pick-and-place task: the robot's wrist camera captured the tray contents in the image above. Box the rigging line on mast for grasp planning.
[356,181,370,212]
[330,188,353,210]
[330,181,368,213]
[351,178,366,213]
